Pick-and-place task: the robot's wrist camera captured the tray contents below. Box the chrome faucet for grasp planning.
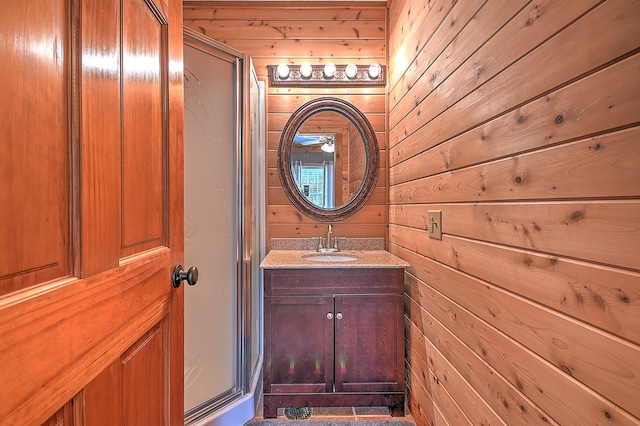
[327,225,333,248]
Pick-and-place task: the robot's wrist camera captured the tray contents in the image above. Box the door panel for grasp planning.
[121,0,167,256]
[80,0,122,276]
[0,0,184,423]
[121,321,167,424]
[86,320,169,424]
[0,0,70,296]
[42,395,81,426]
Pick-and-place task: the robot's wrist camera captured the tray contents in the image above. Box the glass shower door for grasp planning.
[183,38,241,421]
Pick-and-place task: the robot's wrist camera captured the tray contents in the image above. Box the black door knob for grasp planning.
[172,264,199,288]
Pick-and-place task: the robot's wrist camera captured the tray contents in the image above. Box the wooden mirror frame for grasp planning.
[277,97,379,222]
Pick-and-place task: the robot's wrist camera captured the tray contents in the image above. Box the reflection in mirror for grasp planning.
[291,133,336,208]
[290,110,367,209]
[278,98,379,221]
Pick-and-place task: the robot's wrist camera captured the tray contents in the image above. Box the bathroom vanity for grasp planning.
[260,249,409,418]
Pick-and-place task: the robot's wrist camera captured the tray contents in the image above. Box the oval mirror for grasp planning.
[277,97,379,221]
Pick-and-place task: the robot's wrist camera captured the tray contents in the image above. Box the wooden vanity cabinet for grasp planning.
[263,268,405,418]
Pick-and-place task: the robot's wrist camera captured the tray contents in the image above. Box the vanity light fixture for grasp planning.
[270,63,386,87]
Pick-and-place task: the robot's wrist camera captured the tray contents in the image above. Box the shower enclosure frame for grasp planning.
[183,27,264,426]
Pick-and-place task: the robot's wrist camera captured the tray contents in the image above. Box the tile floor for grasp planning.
[252,406,416,423]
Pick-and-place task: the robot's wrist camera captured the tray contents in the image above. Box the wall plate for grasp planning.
[428,210,442,240]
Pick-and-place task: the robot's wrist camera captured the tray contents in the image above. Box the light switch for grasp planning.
[427,210,442,240]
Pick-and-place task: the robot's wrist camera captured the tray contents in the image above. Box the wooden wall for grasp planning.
[387,1,640,425]
[184,1,389,248]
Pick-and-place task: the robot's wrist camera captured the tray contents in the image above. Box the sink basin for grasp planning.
[303,253,359,262]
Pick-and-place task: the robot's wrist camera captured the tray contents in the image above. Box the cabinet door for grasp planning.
[334,295,404,393]
[265,296,334,393]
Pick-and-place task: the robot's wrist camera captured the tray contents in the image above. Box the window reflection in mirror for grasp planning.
[290,110,367,210]
[291,134,335,208]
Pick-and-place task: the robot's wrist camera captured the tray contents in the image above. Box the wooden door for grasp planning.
[0,0,184,424]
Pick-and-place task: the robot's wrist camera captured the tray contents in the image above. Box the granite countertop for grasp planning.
[260,249,410,269]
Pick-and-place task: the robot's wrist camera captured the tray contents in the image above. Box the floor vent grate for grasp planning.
[283,407,313,420]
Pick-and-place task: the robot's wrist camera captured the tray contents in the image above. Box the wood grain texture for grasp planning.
[186,19,385,40]
[390,129,640,206]
[264,268,405,416]
[0,0,71,295]
[390,0,640,157]
[388,0,640,424]
[392,218,640,345]
[184,1,388,248]
[80,0,122,277]
[184,2,386,21]
[0,249,172,424]
[0,0,184,422]
[396,244,640,426]
[390,55,640,183]
[121,0,166,257]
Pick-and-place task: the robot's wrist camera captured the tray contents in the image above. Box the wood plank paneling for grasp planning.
[390,0,640,158]
[399,237,640,418]
[392,201,640,270]
[390,55,640,184]
[389,0,640,424]
[391,215,640,345]
[187,19,385,40]
[268,112,386,133]
[185,1,388,249]
[184,3,386,22]
[390,129,640,206]
[388,0,487,108]
[395,244,640,426]
[418,295,554,425]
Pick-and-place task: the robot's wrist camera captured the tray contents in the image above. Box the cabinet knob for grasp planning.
[336,312,343,320]
[326,313,334,320]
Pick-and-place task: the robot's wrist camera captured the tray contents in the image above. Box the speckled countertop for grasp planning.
[260,250,410,269]
[269,237,386,251]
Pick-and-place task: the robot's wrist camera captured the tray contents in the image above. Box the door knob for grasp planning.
[172,264,199,288]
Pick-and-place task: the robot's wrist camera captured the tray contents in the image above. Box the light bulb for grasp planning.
[345,64,358,79]
[323,63,336,78]
[368,63,381,79]
[276,64,290,79]
[300,63,313,78]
